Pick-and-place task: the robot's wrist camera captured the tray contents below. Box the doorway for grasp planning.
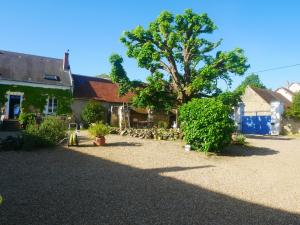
[8,95,21,119]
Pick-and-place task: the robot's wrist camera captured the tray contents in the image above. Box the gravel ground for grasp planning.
[0,133,300,225]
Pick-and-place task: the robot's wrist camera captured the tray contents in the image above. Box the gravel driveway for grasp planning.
[0,133,300,225]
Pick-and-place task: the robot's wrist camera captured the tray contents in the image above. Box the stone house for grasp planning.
[235,86,291,135]
[0,50,73,129]
[71,74,173,128]
[71,74,134,125]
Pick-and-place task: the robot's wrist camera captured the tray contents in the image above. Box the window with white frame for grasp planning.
[47,97,57,114]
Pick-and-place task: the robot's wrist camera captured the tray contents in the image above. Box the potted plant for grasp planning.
[88,122,110,146]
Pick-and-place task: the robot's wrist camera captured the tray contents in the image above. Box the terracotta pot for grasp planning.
[93,136,106,146]
[231,133,238,141]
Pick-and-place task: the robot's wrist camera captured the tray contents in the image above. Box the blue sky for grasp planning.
[1,0,300,90]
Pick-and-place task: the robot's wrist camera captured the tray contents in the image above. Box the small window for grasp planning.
[47,97,57,114]
[44,74,60,81]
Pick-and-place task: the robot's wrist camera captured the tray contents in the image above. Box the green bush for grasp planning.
[179,98,235,153]
[232,134,246,145]
[81,100,105,125]
[88,122,110,138]
[286,92,300,120]
[19,112,36,128]
[22,117,67,150]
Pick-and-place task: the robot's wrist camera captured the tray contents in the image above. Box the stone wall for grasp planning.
[242,87,271,116]
[71,99,122,124]
[282,118,300,134]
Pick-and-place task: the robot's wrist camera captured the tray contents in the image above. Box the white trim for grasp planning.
[0,79,71,90]
[5,92,24,117]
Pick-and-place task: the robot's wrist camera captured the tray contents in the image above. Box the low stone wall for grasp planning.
[282,118,300,134]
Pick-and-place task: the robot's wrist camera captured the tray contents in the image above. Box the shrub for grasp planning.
[19,112,36,128]
[88,122,110,138]
[81,101,105,125]
[179,98,235,153]
[22,117,67,150]
[156,121,168,129]
[232,134,246,145]
[286,92,300,120]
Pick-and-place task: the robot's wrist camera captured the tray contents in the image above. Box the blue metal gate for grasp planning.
[241,116,271,135]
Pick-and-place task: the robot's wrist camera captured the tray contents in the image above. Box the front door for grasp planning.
[9,95,21,119]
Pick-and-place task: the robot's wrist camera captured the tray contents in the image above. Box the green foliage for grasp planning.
[179,98,235,152]
[121,9,249,103]
[88,122,110,137]
[286,92,300,120]
[217,91,241,107]
[156,120,169,129]
[235,73,266,94]
[232,134,246,145]
[0,84,72,114]
[96,73,111,80]
[81,101,105,125]
[18,112,36,128]
[109,54,132,96]
[132,72,176,111]
[22,117,67,150]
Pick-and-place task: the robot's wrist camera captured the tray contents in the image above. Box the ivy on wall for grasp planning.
[0,84,72,115]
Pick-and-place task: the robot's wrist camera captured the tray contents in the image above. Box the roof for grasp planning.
[72,74,134,103]
[0,50,71,87]
[275,87,294,95]
[251,87,290,105]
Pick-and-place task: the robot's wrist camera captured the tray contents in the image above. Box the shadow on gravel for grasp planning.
[245,135,293,141]
[0,147,299,225]
[105,142,143,147]
[222,145,279,157]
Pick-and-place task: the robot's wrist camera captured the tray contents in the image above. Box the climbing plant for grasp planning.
[0,84,72,115]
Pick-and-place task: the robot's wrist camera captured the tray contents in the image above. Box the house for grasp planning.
[71,74,134,125]
[235,86,289,135]
[0,50,73,123]
[71,74,173,128]
[275,82,300,102]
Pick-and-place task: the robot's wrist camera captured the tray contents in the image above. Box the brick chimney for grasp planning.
[63,50,70,71]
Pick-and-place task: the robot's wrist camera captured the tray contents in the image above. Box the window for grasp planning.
[44,74,60,81]
[47,97,57,114]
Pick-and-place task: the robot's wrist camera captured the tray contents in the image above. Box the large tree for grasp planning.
[120,9,249,104]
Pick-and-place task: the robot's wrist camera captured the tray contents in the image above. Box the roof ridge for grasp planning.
[0,49,62,61]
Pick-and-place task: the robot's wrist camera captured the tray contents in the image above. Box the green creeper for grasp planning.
[109,54,131,96]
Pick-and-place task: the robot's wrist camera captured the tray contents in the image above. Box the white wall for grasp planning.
[289,83,300,93]
[276,88,293,102]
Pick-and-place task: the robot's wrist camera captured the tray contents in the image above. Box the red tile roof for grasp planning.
[72,74,134,103]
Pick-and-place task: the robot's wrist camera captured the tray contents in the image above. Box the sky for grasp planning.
[1,0,300,90]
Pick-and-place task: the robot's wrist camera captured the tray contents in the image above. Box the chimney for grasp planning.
[286,80,290,88]
[63,50,70,71]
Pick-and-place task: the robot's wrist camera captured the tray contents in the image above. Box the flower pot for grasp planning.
[231,132,238,141]
[93,136,106,146]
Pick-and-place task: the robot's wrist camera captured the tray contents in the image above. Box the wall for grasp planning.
[282,118,300,134]
[71,99,122,124]
[276,88,293,102]
[289,83,300,93]
[242,87,271,116]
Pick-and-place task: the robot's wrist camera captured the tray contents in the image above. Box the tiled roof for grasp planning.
[275,87,294,95]
[72,74,134,103]
[251,87,291,106]
[0,50,71,87]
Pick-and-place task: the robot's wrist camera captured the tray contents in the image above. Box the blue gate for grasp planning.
[241,116,271,135]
